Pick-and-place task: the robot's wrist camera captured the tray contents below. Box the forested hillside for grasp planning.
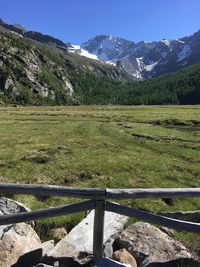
[77,64,200,105]
[116,64,200,105]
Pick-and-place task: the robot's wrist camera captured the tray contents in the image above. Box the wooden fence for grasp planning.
[1,183,200,261]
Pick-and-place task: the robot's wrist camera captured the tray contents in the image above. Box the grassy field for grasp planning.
[0,105,200,251]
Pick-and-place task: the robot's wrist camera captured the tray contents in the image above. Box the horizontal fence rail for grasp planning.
[1,183,200,199]
[1,183,200,261]
[0,183,106,199]
[106,188,200,199]
[0,200,95,226]
[106,202,200,233]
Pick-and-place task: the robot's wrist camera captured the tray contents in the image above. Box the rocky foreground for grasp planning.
[0,197,199,267]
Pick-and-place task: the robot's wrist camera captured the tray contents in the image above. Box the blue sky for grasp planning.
[1,0,200,44]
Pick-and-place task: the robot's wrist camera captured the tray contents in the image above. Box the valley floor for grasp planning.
[0,105,199,252]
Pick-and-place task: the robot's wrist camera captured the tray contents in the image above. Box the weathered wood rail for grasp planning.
[1,183,200,261]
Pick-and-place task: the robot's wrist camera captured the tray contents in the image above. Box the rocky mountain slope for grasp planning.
[81,31,200,79]
[0,21,129,105]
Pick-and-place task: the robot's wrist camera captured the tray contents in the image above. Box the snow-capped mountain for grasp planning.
[79,32,200,79]
[1,17,200,80]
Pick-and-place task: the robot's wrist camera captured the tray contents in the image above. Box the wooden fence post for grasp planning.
[93,200,105,262]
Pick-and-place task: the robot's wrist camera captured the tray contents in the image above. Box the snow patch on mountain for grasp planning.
[105,60,117,66]
[68,44,99,60]
[160,39,172,47]
[136,57,143,71]
[144,61,159,71]
[10,31,23,38]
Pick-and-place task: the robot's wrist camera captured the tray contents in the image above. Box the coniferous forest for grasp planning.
[75,64,200,105]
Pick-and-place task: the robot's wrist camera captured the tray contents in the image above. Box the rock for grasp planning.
[49,227,67,242]
[39,240,55,257]
[0,223,41,267]
[49,209,128,259]
[0,197,33,226]
[104,237,116,258]
[63,77,74,95]
[4,77,13,90]
[0,198,41,267]
[112,249,137,267]
[94,257,131,267]
[0,197,30,215]
[115,222,195,267]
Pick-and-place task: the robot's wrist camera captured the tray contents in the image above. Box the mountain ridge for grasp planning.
[0,18,200,106]
[1,18,200,80]
[80,31,200,79]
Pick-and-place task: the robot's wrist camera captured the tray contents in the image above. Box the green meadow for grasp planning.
[0,105,200,252]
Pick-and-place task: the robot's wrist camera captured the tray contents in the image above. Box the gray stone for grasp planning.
[4,78,13,90]
[63,77,74,95]
[37,240,55,258]
[104,237,116,258]
[0,197,30,216]
[115,222,195,267]
[49,209,128,258]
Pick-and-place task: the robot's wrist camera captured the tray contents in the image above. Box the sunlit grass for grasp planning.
[0,105,199,250]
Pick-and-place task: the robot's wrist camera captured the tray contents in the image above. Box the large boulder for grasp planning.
[0,198,41,267]
[49,210,128,259]
[0,222,41,267]
[115,222,196,267]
